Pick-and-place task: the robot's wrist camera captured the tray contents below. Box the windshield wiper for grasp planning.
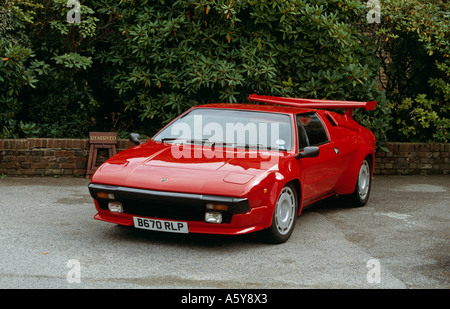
[234,143,271,150]
[207,141,234,148]
[159,139,286,151]
[184,138,210,145]
[160,137,181,143]
[237,144,288,151]
[160,138,210,145]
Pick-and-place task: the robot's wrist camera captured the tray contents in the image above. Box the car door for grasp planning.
[296,112,342,205]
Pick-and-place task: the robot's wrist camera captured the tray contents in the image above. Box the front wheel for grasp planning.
[264,183,298,244]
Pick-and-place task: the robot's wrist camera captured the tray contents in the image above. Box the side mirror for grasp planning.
[129,133,143,145]
[295,146,320,159]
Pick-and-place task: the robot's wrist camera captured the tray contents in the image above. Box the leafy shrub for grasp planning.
[0,0,40,138]
[95,0,386,138]
[374,0,449,142]
[3,0,447,144]
[388,94,448,142]
[0,0,100,138]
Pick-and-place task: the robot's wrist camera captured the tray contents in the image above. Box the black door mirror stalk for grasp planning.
[295,146,320,159]
[129,133,143,145]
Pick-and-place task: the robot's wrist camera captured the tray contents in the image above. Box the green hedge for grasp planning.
[375,0,449,143]
[0,0,448,144]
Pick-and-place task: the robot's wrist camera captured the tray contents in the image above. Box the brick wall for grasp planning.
[0,139,449,177]
[0,138,132,177]
[375,142,450,175]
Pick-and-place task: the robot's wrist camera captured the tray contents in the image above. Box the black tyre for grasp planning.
[265,183,298,244]
[345,158,372,207]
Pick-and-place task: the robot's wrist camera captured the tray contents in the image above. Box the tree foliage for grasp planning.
[1,0,99,138]
[96,0,385,136]
[0,0,448,143]
[374,0,449,142]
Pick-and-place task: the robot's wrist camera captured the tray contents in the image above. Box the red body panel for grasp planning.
[90,99,376,236]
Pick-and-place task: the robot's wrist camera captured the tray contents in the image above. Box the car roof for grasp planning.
[193,103,317,115]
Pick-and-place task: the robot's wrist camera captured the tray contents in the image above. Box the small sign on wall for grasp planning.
[86,132,117,178]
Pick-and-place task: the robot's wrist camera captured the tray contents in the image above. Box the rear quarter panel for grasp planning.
[321,111,376,195]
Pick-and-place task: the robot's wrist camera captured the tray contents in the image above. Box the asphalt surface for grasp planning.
[0,175,448,289]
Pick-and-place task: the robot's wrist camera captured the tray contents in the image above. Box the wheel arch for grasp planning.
[263,179,300,244]
[285,178,302,216]
[335,151,374,196]
[366,152,375,176]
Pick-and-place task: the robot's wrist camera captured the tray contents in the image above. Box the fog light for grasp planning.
[205,211,222,224]
[108,201,123,213]
[97,192,115,200]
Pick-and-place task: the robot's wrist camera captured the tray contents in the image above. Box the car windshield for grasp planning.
[153,108,293,151]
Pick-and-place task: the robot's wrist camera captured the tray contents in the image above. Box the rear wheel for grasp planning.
[265,183,298,244]
[345,158,372,207]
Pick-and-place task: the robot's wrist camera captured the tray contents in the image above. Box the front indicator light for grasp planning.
[108,201,123,213]
[205,203,229,212]
[97,192,115,200]
[205,211,222,224]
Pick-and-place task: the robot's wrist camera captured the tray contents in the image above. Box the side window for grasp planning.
[297,113,329,147]
[297,119,309,149]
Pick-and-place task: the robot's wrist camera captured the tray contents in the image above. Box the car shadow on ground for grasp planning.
[303,195,355,213]
[112,224,268,247]
[103,195,351,247]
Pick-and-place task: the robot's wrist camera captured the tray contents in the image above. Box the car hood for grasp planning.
[91,141,283,197]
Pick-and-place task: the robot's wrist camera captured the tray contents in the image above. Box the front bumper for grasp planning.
[89,183,269,235]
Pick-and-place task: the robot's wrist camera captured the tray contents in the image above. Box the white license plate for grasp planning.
[133,217,189,234]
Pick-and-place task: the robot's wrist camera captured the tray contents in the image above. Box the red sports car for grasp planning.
[88,94,376,243]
